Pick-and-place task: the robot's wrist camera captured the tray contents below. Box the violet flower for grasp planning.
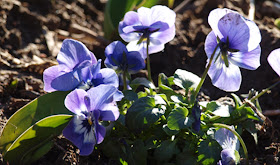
[215,127,240,165]
[267,48,280,76]
[205,8,261,92]
[119,5,176,59]
[43,39,119,92]
[104,41,145,74]
[62,85,124,156]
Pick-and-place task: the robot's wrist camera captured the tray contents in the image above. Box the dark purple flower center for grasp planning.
[81,111,95,132]
[217,37,239,67]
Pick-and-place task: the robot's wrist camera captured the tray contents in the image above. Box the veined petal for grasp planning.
[214,126,240,151]
[268,48,280,77]
[208,8,238,40]
[229,45,261,70]
[64,89,90,114]
[57,39,97,69]
[119,11,141,42]
[221,149,236,165]
[150,25,175,45]
[204,31,220,59]
[218,13,250,52]
[244,18,261,51]
[208,57,242,92]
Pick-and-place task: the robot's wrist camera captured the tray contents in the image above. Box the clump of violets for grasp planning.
[104,41,145,74]
[205,8,261,92]
[63,85,123,156]
[118,5,176,59]
[43,39,118,92]
[268,48,280,76]
[215,127,240,165]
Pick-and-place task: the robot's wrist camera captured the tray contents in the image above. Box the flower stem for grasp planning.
[212,123,249,165]
[146,37,152,82]
[250,80,280,102]
[194,45,219,99]
[122,71,127,91]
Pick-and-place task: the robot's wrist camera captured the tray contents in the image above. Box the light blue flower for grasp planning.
[205,8,261,92]
[118,5,176,59]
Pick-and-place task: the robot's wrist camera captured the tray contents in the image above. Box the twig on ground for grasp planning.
[173,0,191,13]
[248,0,255,20]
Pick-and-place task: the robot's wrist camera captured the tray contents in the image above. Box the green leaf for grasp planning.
[123,90,138,101]
[154,140,180,163]
[4,115,72,164]
[174,69,201,90]
[167,107,194,130]
[176,151,197,165]
[130,77,156,90]
[0,91,71,154]
[126,96,165,130]
[206,101,232,117]
[158,73,174,87]
[127,140,147,165]
[242,120,258,144]
[197,139,222,165]
[231,93,242,108]
[162,124,179,136]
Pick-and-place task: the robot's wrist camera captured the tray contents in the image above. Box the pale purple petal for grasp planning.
[57,39,97,69]
[99,103,120,121]
[43,65,71,92]
[92,68,119,88]
[214,126,239,151]
[221,149,236,165]
[150,25,175,45]
[87,85,118,110]
[95,124,106,144]
[218,13,250,52]
[138,5,175,27]
[208,8,238,40]
[244,18,261,51]
[62,116,96,156]
[50,70,80,91]
[126,51,145,73]
[127,40,165,59]
[119,11,141,42]
[229,45,261,70]
[204,31,220,59]
[64,89,90,114]
[268,48,280,76]
[208,58,241,92]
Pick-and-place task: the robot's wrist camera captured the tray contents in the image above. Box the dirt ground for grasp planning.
[0,0,280,164]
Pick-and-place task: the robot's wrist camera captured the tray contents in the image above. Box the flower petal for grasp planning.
[99,103,120,121]
[57,39,97,69]
[126,51,145,73]
[268,48,280,77]
[150,25,175,45]
[218,12,251,52]
[50,70,80,91]
[208,8,237,39]
[43,65,71,92]
[92,68,119,88]
[204,31,220,59]
[229,45,261,70]
[105,41,127,58]
[119,11,141,42]
[127,40,165,59]
[87,85,120,110]
[63,116,96,156]
[64,89,90,114]
[208,58,241,92]
[95,123,106,144]
[214,126,240,151]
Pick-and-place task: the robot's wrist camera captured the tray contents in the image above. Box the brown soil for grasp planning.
[0,0,280,164]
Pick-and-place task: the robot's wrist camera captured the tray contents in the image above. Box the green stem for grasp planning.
[194,45,219,99]
[146,37,152,82]
[212,123,249,165]
[250,80,280,102]
[122,71,127,91]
